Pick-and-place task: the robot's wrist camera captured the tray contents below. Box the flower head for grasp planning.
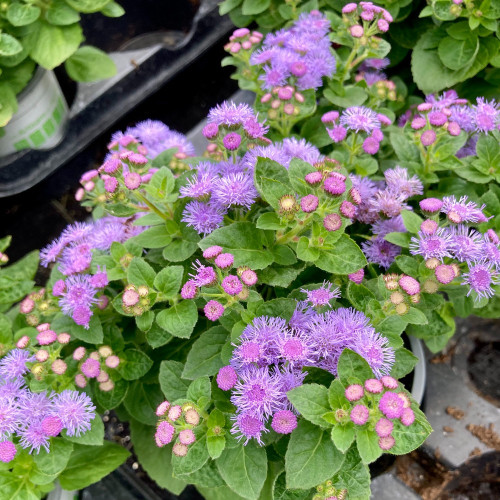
[50,390,96,437]
[182,201,224,235]
[462,261,499,300]
[340,107,380,132]
[301,281,340,307]
[271,410,297,434]
[378,391,404,419]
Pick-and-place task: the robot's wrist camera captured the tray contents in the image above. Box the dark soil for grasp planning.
[468,340,500,406]
[395,450,500,500]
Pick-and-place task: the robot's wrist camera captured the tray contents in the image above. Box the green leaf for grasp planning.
[1,250,39,280]
[130,420,187,495]
[156,300,198,339]
[412,27,500,93]
[136,310,154,331]
[200,222,274,270]
[63,415,104,446]
[0,33,22,56]
[163,238,199,262]
[159,360,190,401]
[207,436,226,460]
[331,446,370,499]
[127,257,156,288]
[124,382,163,425]
[324,86,368,107]
[395,255,420,276]
[391,347,418,379]
[256,298,297,322]
[287,384,331,428]
[7,3,40,26]
[146,323,173,349]
[331,424,356,453]
[219,0,243,16]
[404,307,429,325]
[153,266,183,297]
[328,379,348,409]
[45,0,80,25]
[101,1,125,16]
[337,349,373,386]
[172,431,209,476]
[389,129,420,163]
[315,235,367,275]
[390,403,432,455]
[59,441,130,490]
[129,225,172,248]
[384,231,411,248]
[65,0,112,13]
[356,428,382,464]
[216,443,268,500]
[116,349,153,380]
[257,262,305,288]
[400,210,423,234]
[28,21,83,69]
[346,282,376,312]
[187,376,211,408]
[406,308,455,352]
[296,237,320,262]
[256,212,283,230]
[182,326,227,379]
[94,379,128,409]
[254,158,292,211]
[288,159,316,197]
[438,35,479,70]
[34,438,73,475]
[242,0,270,15]
[285,420,345,490]
[273,472,309,500]
[51,313,103,343]
[65,45,116,81]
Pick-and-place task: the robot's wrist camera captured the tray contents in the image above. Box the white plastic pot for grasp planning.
[46,482,78,500]
[0,67,68,157]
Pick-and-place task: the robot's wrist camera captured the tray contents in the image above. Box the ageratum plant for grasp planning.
[0,0,123,126]
[0,4,499,500]
[220,0,500,97]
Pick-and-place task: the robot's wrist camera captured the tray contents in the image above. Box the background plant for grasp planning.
[0,0,124,127]
[219,0,500,100]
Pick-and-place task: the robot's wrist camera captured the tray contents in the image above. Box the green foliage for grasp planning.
[285,420,345,490]
[58,441,130,490]
[0,0,121,127]
[216,444,268,499]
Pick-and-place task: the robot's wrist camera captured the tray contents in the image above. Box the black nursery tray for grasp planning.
[0,0,233,197]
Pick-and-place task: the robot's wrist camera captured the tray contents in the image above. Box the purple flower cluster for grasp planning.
[409,196,499,301]
[341,376,416,451]
[323,106,390,155]
[13,323,72,376]
[218,304,394,445]
[74,345,120,392]
[342,2,394,36]
[250,11,335,91]
[121,120,195,159]
[0,359,95,460]
[38,217,141,327]
[400,90,499,155]
[354,167,422,269]
[225,28,263,55]
[154,399,201,457]
[243,137,322,171]
[181,249,258,320]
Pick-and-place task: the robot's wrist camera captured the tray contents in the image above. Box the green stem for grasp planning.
[134,191,170,220]
[276,214,313,245]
